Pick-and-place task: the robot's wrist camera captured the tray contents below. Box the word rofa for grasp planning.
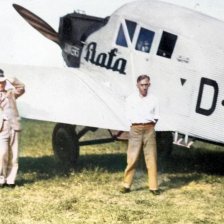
[84,42,127,74]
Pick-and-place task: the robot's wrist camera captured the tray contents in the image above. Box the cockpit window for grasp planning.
[157,31,177,58]
[125,20,137,42]
[116,24,128,47]
[135,28,155,53]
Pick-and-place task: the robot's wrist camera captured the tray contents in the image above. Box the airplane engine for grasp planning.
[58,12,109,67]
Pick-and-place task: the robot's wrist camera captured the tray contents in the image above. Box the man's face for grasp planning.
[137,78,150,97]
[0,81,6,91]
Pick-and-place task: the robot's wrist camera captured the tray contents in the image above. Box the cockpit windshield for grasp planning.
[115,19,177,58]
[116,20,155,53]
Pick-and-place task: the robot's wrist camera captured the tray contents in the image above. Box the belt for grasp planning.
[132,122,155,126]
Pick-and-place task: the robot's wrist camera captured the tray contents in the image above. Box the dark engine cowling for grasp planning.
[58,12,109,67]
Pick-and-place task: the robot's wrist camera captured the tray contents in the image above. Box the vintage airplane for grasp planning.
[0,0,224,163]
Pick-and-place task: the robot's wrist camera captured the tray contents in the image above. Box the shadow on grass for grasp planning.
[20,153,126,173]
[158,146,224,175]
[18,147,224,186]
[18,153,127,185]
[77,153,126,172]
[17,156,71,185]
[157,146,224,191]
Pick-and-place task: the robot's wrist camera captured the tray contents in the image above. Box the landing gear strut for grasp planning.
[52,124,116,165]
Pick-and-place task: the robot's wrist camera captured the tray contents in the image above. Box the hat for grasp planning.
[0,69,6,82]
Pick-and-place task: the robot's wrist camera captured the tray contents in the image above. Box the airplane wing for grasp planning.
[1,64,130,131]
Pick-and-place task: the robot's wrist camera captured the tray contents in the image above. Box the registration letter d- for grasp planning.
[196,77,219,116]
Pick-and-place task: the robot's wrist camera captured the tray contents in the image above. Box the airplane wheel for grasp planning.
[52,123,79,165]
[156,131,173,158]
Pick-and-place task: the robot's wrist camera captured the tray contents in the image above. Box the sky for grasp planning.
[161,0,224,21]
[0,0,138,66]
[2,0,138,29]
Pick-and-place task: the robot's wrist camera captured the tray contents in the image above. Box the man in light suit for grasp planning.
[0,69,25,188]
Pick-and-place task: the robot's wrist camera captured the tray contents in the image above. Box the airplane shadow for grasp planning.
[158,146,224,175]
[17,146,224,188]
[157,146,224,191]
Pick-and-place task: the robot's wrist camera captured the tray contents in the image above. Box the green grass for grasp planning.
[0,119,224,224]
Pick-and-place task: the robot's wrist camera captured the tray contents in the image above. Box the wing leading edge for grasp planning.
[1,64,130,131]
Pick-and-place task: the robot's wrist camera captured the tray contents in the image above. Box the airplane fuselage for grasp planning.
[77,0,224,144]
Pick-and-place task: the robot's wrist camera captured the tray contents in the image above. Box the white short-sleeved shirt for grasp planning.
[125,92,159,125]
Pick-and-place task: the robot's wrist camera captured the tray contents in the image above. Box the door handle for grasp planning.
[177,56,189,63]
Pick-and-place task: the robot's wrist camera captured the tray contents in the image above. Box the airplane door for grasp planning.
[150,58,196,132]
[130,26,196,118]
[132,28,197,132]
[115,19,196,132]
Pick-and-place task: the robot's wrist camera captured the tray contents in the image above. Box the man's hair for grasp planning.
[0,69,4,75]
[137,75,150,83]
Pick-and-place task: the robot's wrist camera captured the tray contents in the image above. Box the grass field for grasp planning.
[0,119,224,224]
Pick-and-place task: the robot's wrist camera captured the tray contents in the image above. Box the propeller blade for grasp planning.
[13,4,60,44]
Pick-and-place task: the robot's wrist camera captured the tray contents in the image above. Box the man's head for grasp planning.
[0,69,6,91]
[137,75,150,97]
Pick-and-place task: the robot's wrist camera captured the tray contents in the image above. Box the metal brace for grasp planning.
[173,131,194,148]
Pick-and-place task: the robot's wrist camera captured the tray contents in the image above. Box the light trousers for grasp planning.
[123,124,158,190]
[0,120,19,185]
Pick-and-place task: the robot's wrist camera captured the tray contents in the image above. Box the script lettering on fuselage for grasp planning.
[196,77,219,116]
[84,42,127,74]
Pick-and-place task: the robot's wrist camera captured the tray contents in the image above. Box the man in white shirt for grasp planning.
[121,75,160,195]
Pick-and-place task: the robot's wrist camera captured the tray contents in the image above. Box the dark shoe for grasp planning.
[150,189,161,195]
[6,184,16,188]
[120,187,131,193]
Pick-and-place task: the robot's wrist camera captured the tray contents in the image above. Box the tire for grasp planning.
[156,131,173,158]
[52,123,79,165]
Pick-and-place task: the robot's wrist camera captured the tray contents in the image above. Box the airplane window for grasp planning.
[116,24,128,47]
[135,28,155,53]
[125,20,137,42]
[157,31,177,59]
